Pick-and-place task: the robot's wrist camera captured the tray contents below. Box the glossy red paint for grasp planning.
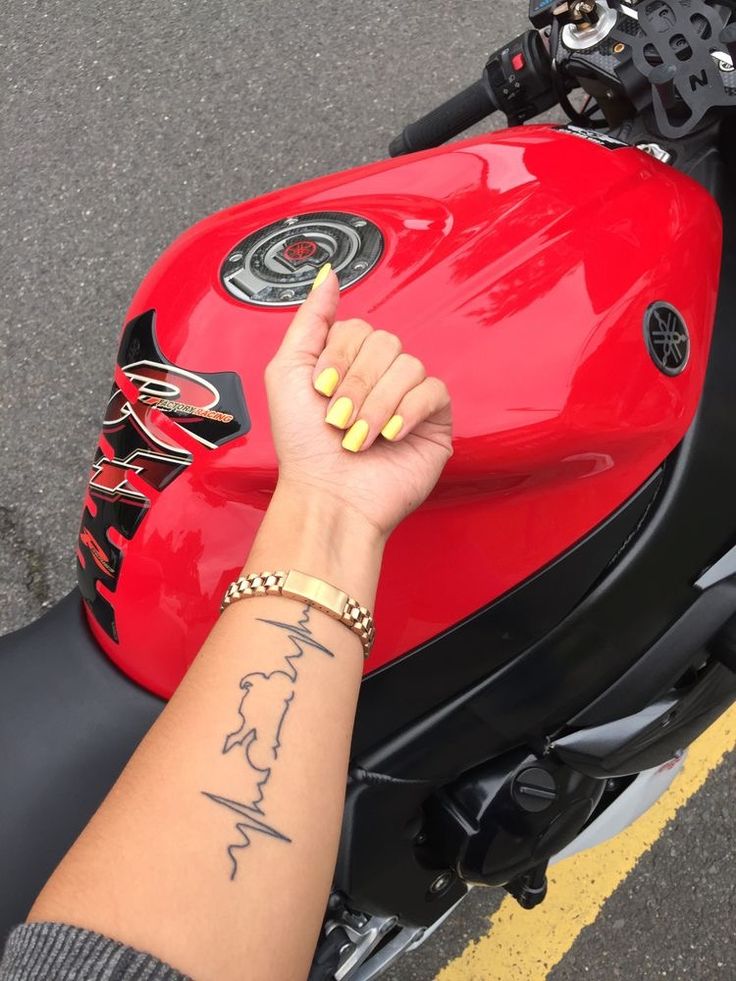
[82,125,722,698]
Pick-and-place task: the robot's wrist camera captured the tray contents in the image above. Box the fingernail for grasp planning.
[310,262,332,293]
[342,419,369,453]
[314,367,340,397]
[325,396,353,429]
[381,414,403,441]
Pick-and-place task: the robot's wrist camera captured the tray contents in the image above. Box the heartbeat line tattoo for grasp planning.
[203,605,334,879]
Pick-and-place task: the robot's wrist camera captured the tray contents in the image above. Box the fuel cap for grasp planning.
[221,211,383,307]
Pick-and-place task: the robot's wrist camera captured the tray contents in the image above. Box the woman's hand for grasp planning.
[265,265,453,541]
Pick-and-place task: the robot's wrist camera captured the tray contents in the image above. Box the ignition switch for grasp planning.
[570,0,600,27]
[529,0,600,29]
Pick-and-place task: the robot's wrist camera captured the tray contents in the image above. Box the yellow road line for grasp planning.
[437,704,736,981]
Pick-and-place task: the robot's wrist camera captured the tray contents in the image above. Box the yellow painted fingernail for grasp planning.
[325,396,353,429]
[381,414,403,441]
[342,419,369,453]
[314,367,339,397]
[310,262,332,293]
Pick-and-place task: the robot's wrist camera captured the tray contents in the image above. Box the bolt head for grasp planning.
[430,871,454,894]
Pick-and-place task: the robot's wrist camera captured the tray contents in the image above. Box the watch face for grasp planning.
[221,211,384,307]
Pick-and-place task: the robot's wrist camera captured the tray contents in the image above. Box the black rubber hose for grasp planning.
[389,77,497,157]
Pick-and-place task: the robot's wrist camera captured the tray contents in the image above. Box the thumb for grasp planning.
[277,264,340,362]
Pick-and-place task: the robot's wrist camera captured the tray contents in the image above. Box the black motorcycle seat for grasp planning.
[0,591,163,942]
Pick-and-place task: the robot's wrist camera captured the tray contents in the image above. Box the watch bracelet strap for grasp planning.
[220,570,375,657]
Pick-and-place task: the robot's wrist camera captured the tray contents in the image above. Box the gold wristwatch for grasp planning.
[220,569,375,657]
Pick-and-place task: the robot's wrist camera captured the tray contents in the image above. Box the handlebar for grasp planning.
[389,78,498,158]
[389,2,736,155]
[389,30,556,157]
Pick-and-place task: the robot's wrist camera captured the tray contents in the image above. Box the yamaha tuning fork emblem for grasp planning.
[221,211,383,307]
[644,302,690,376]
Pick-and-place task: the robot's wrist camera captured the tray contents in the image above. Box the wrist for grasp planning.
[243,478,386,610]
[273,478,388,551]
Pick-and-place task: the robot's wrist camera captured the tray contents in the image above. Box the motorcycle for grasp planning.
[3,0,736,977]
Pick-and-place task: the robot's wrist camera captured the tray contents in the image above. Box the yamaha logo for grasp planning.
[221,211,383,307]
[644,303,690,376]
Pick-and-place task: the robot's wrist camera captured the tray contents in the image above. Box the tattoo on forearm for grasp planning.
[202,605,334,879]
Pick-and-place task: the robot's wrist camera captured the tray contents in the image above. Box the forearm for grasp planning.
[29,483,384,981]
[24,264,452,980]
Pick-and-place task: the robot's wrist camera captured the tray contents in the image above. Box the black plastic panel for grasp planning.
[572,576,736,726]
[354,469,664,757]
[554,660,736,777]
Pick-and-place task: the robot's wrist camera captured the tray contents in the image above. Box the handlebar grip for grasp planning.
[389,77,497,157]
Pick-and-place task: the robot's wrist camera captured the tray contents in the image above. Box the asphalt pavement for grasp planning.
[1,2,734,978]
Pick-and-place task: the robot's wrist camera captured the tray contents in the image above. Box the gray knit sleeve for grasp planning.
[0,922,191,980]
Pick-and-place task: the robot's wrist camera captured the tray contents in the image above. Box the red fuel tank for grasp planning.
[77,125,722,698]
